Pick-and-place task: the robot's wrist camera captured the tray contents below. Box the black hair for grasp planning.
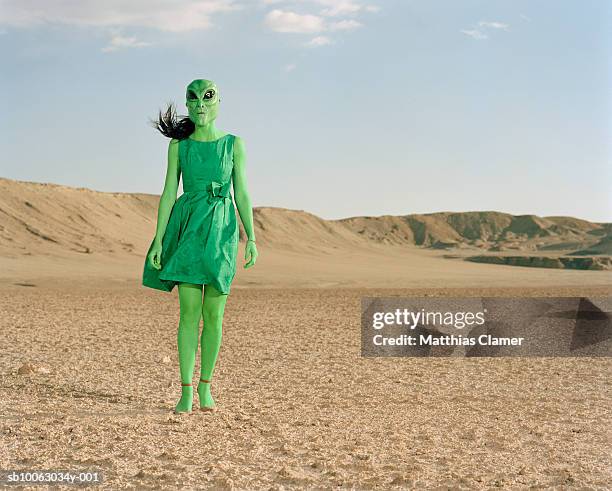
[149,101,194,140]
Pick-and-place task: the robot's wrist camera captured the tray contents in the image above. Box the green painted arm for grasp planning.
[147,138,180,270]
[232,136,258,269]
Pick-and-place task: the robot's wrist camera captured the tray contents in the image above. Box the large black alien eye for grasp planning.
[187,90,198,100]
[204,89,215,100]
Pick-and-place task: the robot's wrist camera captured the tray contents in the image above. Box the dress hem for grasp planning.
[158,273,232,294]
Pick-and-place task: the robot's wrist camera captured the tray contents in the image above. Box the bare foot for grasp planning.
[197,379,216,412]
[174,384,193,414]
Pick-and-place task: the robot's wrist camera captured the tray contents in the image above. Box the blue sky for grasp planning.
[1,0,610,222]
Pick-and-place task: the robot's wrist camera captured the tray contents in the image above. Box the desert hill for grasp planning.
[337,211,610,253]
[0,177,611,289]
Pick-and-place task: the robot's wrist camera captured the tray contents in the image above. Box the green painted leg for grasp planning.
[174,283,203,414]
[198,284,228,411]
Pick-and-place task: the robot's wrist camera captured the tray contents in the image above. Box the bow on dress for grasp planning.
[206,180,232,225]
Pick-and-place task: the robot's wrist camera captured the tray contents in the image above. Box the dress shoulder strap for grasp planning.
[227,133,236,155]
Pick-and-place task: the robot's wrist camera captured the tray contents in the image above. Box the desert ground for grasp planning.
[0,178,611,489]
[1,282,610,490]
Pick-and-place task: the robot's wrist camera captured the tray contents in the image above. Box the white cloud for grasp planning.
[460,29,488,40]
[262,0,377,38]
[264,8,363,34]
[317,0,362,17]
[315,0,380,16]
[262,0,380,17]
[304,35,333,47]
[101,32,152,52]
[265,9,324,33]
[478,20,510,31]
[461,19,510,40]
[328,19,361,30]
[284,62,297,71]
[520,13,532,22]
[0,0,241,32]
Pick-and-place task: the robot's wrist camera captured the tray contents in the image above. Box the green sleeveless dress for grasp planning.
[142,134,239,294]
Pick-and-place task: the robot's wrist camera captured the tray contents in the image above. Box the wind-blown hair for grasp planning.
[149,102,194,140]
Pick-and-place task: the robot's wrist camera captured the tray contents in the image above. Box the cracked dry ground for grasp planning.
[1,282,610,490]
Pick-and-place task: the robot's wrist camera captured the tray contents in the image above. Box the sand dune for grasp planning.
[0,177,610,291]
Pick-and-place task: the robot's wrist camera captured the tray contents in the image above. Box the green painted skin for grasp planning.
[146,79,258,413]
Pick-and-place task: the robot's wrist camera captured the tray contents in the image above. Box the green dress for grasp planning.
[142,134,239,294]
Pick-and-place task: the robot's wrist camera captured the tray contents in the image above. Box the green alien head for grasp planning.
[150,78,225,140]
[185,79,221,127]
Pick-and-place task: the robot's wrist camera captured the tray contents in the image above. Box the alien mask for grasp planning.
[185,79,221,127]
